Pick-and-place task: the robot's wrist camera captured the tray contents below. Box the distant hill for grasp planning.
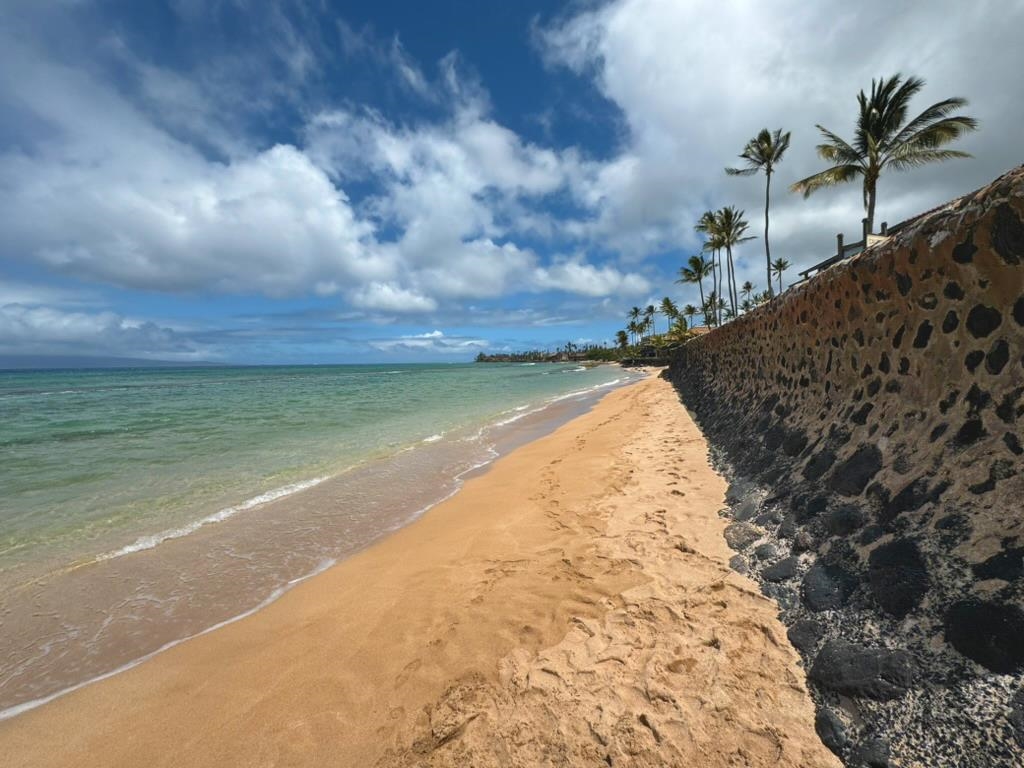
[0,355,226,370]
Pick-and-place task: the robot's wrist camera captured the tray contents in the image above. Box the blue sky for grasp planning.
[1,0,1021,363]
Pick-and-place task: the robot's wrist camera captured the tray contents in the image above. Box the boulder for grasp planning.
[802,562,859,612]
[814,708,848,757]
[787,618,823,653]
[763,556,799,583]
[944,600,1024,673]
[809,640,915,700]
[723,522,760,551]
[868,539,929,617]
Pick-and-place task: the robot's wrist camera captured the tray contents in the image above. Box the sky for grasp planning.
[1,0,1022,364]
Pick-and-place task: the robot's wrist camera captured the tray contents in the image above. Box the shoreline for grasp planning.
[0,368,638,719]
[0,376,836,767]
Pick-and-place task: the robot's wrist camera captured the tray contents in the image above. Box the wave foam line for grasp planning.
[97,476,330,562]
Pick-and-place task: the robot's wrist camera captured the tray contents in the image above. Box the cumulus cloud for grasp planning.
[532,257,650,297]
[369,329,488,355]
[0,23,647,323]
[539,0,1024,282]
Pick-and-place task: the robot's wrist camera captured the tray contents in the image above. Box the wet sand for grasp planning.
[0,376,838,767]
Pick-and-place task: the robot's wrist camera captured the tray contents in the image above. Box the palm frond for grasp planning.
[814,125,862,165]
[889,115,979,154]
[885,148,972,171]
[725,166,759,176]
[790,164,862,197]
[885,98,971,150]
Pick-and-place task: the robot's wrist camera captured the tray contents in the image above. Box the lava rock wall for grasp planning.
[668,166,1024,767]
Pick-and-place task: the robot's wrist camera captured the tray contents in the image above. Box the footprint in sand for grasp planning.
[394,658,422,688]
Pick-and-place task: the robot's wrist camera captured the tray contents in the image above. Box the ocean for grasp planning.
[0,362,637,717]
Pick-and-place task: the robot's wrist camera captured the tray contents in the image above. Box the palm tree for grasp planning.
[659,297,679,332]
[727,128,791,297]
[628,306,642,344]
[682,304,697,329]
[695,211,722,324]
[771,258,792,294]
[703,291,719,327]
[615,330,629,350]
[644,304,657,337]
[715,206,755,318]
[740,280,755,305]
[676,255,712,326]
[740,298,753,314]
[790,74,978,233]
[626,319,639,346]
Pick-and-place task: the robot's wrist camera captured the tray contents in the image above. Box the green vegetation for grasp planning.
[791,74,978,233]
[726,128,791,296]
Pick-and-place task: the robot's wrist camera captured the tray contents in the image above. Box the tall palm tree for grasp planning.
[676,255,712,326]
[615,330,629,350]
[626,319,639,346]
[695,211,721,324]
[628,306,642,344]
[791,74,978,233]
[644,304,657,337]
[726,128,791,297]
[771,258,792,294]
[715,206,755,318]
[659,297,679,331]
[682,304,697,329]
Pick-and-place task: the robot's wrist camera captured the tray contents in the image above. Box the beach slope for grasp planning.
[0,377,837,767]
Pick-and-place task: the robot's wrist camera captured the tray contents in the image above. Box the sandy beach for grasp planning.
[0,376,837,767]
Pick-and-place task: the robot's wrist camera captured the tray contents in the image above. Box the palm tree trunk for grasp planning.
[866,177,877,235]
[697,279,707,327]
[718,250,725,325]
[726,245,737,316]
[764,169,773,297]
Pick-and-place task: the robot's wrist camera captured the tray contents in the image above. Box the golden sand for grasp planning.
[0,376,837,767]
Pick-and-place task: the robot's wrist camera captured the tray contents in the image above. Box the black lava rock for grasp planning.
[852,736,891,767]
[802,562,859,612]
[728,554,749,575]
[752,542,779,561]
[814,708,848,757]
[972,548,1024,581]
[966,304,1002,338]
[828,444,883,497]
[809,640,915,700]
[827,504,865,536]
[763,556,799,583]
[787,618,823,653]
[944,599,1024,673]
[804,449,836,482]
[723,522,760,551]
[868,539,929,617]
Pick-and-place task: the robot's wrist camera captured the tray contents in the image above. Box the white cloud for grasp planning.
[0,28,647,319]
[350,282,438,313]
[369,329,488,354]
[540,0,1024,285]
[0,303,210,359]
[532,257,650,297]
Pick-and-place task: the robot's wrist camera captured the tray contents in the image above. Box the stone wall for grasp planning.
[668,166,1024,767]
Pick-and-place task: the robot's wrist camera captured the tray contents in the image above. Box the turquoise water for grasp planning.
[0,361,635,716]
[0,362,626,577]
